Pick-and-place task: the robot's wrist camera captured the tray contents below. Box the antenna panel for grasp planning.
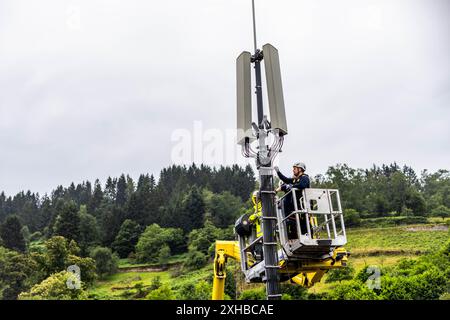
[236,51,253,145]
[263,43,288,135]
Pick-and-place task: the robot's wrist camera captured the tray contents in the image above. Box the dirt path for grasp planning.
[118,262,181,273]
[405,225,448,232]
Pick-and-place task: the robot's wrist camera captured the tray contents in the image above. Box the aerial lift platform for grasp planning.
[212,187,349,300]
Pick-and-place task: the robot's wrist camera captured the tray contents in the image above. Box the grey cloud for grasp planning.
[0,0,449,195]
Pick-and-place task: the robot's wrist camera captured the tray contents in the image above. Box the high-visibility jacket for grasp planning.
[249,193,262,238]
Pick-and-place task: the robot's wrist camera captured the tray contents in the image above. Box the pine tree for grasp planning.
[116,174,127,207]
[53,201,81,242]
[180,186,205,232]
[89,179,103,215]
[0,215,26,252]
[112,219,142,258]
[78,205,100,255]
[104,177,117,202]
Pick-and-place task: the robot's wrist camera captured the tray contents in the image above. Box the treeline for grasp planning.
[0,164,255,246]
[313,163,450,221]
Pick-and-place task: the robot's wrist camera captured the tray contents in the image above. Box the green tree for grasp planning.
[18,271,87,300]
[206,191,243,228]
[53,201,81,242]
[343,209,361,227]
[21,225,31,245]
[0,246,38,300]
[112,219,142,258]
[183,250,208,270]
[180,186,205,233]
[187,220,221,256]
[78,205,100,255]
[89,247,118,279]
[431,205,450,220]
[135,224,184,263]
[89,179,104,214]
[33,236,96,285]
[158,244,171,267]
[0,215,26,252]
[116,174,128,207]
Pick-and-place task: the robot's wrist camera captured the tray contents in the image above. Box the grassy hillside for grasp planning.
[87,220,449,300]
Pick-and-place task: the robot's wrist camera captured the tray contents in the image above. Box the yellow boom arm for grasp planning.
[212,241,349,300]
[212,241,241,300]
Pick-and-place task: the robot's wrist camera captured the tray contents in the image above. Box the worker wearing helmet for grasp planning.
[248,191,263,261]
[249,191,262,238]
[274,162,310,238]
[274,162,310,192]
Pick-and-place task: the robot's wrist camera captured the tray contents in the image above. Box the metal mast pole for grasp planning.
[251,0,281,300]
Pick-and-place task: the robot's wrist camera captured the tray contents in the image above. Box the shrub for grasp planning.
[18,271,87,300]
[89,246,118,279]
[431,205,450,220]
[239,288,266,300]
[344,209,361,227]
[325,264,355,283]
[135,224,183,263]
[280,283,308,299]
[183,250,208,270]
[328,280,380,300]
[146,284,175,300]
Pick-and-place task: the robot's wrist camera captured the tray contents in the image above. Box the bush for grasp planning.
[330,239,450,300]
[18,271,87,300]
[354,265,383,284]
[431,205,450,220]
[381,269,447,300]
[135,224,183,263]
[149,276,162,291]
[239,288,266,300]
[0,246,38,300]
[89,247,118,279]
[183,250,208,270]
[280,283,308,299]
[146,284,175,300]
[32,236,96,286]
[328,280,380,300]
[187,221,221,256]
[344,209,361,227]
[325,264,355,283]
[66,254,97,286]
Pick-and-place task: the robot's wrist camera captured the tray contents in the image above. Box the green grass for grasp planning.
[310,223,449,295]
[345,224,448,255]
[88,222,449,299]
[117,253,188,269]
[88,271,171,299]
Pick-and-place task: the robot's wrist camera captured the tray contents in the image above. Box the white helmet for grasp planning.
[293,162,306,171]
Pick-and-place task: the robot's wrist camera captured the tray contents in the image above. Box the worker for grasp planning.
[248,191,263,261]
[274,162,310,239]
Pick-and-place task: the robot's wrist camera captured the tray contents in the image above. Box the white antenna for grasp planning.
[252,0,258,53]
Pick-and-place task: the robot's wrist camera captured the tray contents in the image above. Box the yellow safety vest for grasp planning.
[249,194,262,238]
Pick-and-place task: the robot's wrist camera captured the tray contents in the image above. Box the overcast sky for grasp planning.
[0,0,449,196]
